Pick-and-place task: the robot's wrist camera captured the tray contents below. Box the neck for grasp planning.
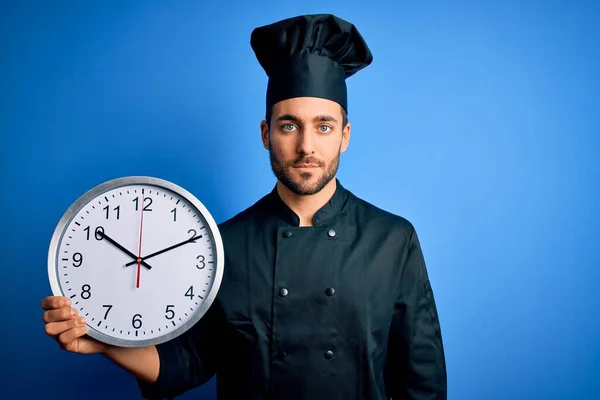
[276,179,337,227]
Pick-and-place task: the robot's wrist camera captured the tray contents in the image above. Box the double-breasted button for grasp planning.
[324,350,334,359]
[327,229,336,237]
[283,230,292,238]
[325,287,335,296]
[279,288,289,297]
[278,351,287,361]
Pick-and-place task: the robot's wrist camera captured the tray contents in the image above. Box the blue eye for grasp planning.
[282,123,296,131]
[319,125,332,133]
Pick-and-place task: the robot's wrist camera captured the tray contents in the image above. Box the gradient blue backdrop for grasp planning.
[1,1,598,399]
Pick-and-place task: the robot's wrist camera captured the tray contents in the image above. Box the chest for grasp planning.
[217,220,406,335]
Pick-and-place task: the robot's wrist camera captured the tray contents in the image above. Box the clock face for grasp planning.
[47,177,224,347]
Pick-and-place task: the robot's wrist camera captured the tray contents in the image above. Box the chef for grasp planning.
[41,13,447,400]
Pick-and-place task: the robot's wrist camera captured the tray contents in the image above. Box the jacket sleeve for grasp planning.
[137,300,226,400]
[386,227,447,399]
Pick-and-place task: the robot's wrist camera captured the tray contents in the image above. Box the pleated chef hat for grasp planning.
[250,14,373,115]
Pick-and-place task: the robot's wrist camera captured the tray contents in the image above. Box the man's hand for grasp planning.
[41,295,160,383]
[41,296,107,354]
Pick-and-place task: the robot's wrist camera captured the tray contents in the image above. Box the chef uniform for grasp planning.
[139,14,447,400]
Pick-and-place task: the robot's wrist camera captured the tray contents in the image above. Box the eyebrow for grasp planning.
[275,114,339,124]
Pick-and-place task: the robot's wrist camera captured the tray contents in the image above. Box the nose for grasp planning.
[296,131,315,155]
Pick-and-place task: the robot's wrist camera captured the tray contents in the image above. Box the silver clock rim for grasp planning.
[47,176,225,348]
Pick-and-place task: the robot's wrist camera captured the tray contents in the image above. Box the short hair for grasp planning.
[266,104,348,130]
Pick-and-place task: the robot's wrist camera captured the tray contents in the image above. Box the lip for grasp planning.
[293,164,319,168]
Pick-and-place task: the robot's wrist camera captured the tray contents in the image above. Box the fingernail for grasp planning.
[70,308,77,317]
[76,317,86,326]
[62,299,71,307]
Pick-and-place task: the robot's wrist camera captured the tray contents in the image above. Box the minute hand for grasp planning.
[125,234,203,266]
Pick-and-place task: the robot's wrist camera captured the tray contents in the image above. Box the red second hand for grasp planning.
[136,195,145,288]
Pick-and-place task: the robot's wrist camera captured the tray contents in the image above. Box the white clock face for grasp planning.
[47,177,223,347]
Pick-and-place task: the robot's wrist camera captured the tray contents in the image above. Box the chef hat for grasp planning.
[250,13,373,115]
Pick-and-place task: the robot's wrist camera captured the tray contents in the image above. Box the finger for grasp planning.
[57,323,89,348]
[45,316,86,337]
[41,296,71,310]
[43,306,78,323]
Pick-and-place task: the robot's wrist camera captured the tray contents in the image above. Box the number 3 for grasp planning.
[196,255,205,269]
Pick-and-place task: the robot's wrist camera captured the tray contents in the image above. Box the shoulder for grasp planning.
[346,189,416,239]
[217,192,271,235]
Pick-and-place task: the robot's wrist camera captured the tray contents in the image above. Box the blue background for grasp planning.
[1,1,599,399]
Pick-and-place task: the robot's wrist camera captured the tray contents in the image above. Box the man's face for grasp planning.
[261,97,351,196]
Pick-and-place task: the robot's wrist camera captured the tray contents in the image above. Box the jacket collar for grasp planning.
[268,178,349,227]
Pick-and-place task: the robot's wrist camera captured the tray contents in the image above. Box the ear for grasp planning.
[260,120,270,150]
[340,122,351,153]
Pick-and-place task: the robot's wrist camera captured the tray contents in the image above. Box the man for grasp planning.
[41,14,447,399]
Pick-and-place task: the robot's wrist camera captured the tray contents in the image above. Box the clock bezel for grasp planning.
[47,176,225,348]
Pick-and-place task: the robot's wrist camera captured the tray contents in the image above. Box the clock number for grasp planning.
[103,205,120,219]
[188,229,197,243]
[72,252,83,267]
[132,314,142,329]
[165,305,175,320]
[133,197,152,211]
[185,286,194,299]
[84,226,104,240]
[81,284,91,299]
[196,255,206,269]
[171,207,177,221]
[102,305,113,319]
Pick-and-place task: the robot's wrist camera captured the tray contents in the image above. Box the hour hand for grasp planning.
[97,231,153,270]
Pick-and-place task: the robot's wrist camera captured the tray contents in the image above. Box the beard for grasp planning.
[269,146,340,196]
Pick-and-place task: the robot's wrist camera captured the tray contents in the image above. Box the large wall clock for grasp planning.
[47,176,224,347]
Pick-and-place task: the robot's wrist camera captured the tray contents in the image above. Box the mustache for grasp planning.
[289,156,324,167]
